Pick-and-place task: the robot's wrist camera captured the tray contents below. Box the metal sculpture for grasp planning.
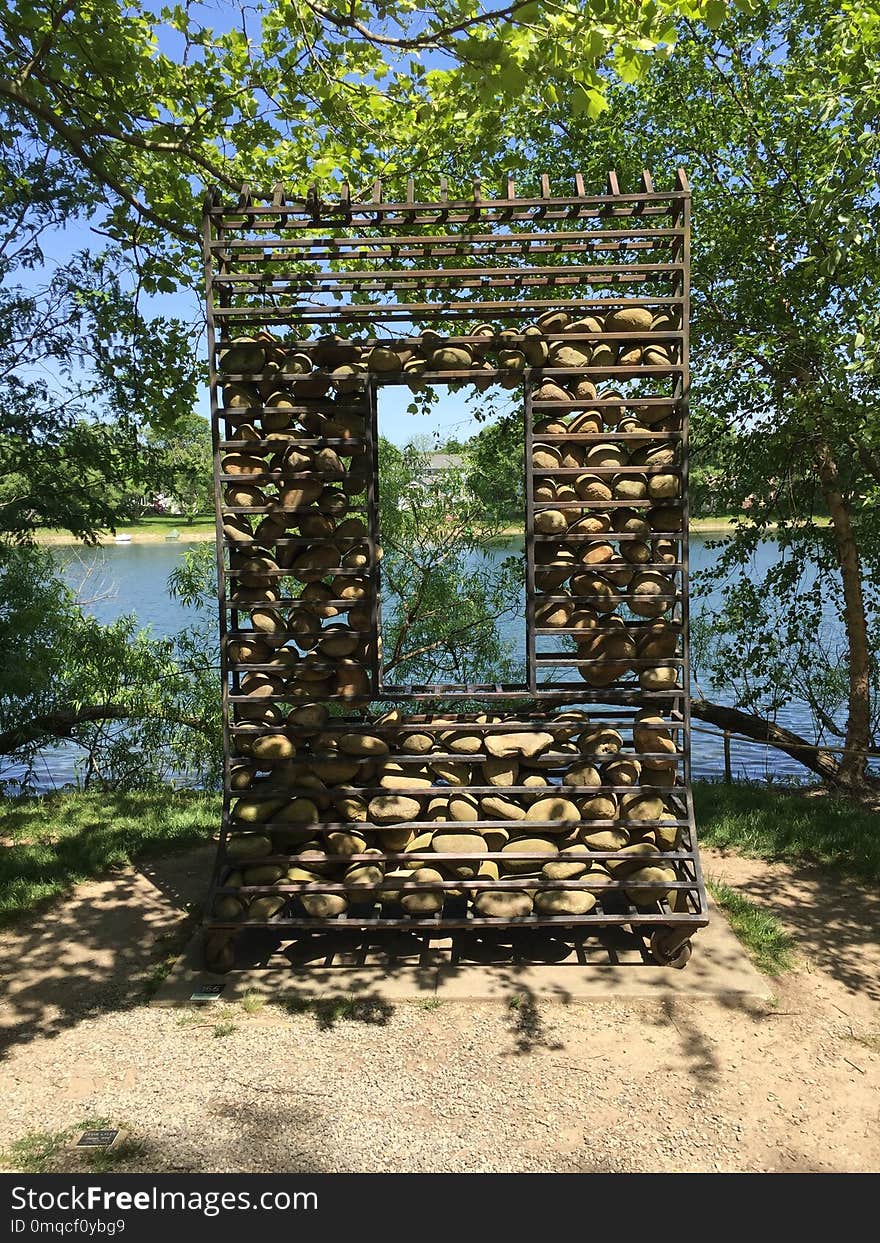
[201,170,707,971]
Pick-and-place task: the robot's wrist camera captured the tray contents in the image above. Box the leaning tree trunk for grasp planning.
[689,697,841,784]
[815,440,872,787]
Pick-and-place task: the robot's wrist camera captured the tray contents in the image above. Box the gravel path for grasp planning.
[0,847,877,1173]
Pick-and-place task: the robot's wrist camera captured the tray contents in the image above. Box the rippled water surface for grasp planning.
[7,533,843,788]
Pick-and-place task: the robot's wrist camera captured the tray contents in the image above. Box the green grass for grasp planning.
[4,1126,76,1173]
[0,790,221,927]
[84,1136,146,1172]
[104,513,215,533]
[142,950,183,1000]
[3,1118,142,1174]
[118,513,214,530]
[175,1000,263,1035]
[695,780,880,883]
[35,514,216,540]
[492,517,833,538]
[706,879,797,975]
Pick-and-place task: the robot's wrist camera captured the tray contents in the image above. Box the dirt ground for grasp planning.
[0,845,877,1173]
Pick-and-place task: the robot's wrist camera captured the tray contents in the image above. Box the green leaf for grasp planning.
[705,0,727,30]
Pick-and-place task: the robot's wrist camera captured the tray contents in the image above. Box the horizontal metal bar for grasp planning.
[229,721,685,737]
[219,278,667,303]
[211,207,679,233]
[204,912,708,931]
[220,475,368,486]
[221,506,369,516]
[226,538,373,551]
[217,242,672,267]
[228,783,683,799]
[216,879,699,898]
[214,331,684,356]
[225,816,688,834]
[533,499,681,510]
[217,261,684,286]
[229,754,687,770]
[530,397,680,410]
[219,439,368,450]
[210,190,685,216]
[230,710,686,727]
[532,433,682,443]
[531,466,681,476]
[535,654,683,664]
[365,687,680,702]
[210,227,684,252]
[212,294,684,321]
[218,366,683,385]
[534,590,678,599]
[217,843,695,865]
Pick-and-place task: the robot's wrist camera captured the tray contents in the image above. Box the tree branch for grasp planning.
[0,78,198,242]
[300,0,529,51]
[13,1,77,85]
[28,68,242,192]
[690,697,840,783]
[0,704,215,755]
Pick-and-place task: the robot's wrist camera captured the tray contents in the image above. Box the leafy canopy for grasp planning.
[1,0,743,275]
[516,0,880,770]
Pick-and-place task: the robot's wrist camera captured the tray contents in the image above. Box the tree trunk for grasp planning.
[690,698,841,784]
[815,441,872,786]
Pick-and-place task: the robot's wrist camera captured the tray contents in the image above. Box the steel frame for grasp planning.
[201,171,708,969]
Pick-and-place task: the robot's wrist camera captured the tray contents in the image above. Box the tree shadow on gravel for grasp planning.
[284,995,394,1030]
[9,1097,333,1175]
[0,855,208,1059]
[505,991,565,1054]
[659,996,722,1086]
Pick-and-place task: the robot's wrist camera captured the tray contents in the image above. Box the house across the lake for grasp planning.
[423,451,464,475]
[407,452,469,503]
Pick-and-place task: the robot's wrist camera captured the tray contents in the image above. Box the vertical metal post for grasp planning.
[202,191,233,877]
[675,170,692,799]
[675,168,701,916]
[366,380,383,698]
[524,380,537,696]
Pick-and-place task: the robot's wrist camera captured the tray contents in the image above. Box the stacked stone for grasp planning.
[215,707,685,923]
[526,309,682,695]
[216,303,677,393]
[219,335,376,704]
[213,305,688,926]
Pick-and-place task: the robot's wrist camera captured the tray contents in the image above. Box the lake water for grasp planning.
[8,534,842,788]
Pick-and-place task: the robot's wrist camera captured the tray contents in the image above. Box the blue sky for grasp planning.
[11,1,507,446]
[25,209,497,445]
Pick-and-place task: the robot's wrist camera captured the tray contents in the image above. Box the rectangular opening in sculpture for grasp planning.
[375,382,526,694]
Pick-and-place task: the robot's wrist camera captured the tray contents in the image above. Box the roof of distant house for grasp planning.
[423,452,464,471]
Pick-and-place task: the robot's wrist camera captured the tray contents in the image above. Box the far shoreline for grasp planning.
[36,528,218,546]
[34,515,829,547]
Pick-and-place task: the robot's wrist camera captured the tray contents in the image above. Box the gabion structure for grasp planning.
[201,170,708,971]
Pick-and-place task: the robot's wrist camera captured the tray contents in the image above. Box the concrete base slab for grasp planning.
[153,898,771,1006]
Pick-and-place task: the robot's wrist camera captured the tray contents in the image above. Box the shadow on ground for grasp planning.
[0,846,214,1058]
[706,848,880,1003]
